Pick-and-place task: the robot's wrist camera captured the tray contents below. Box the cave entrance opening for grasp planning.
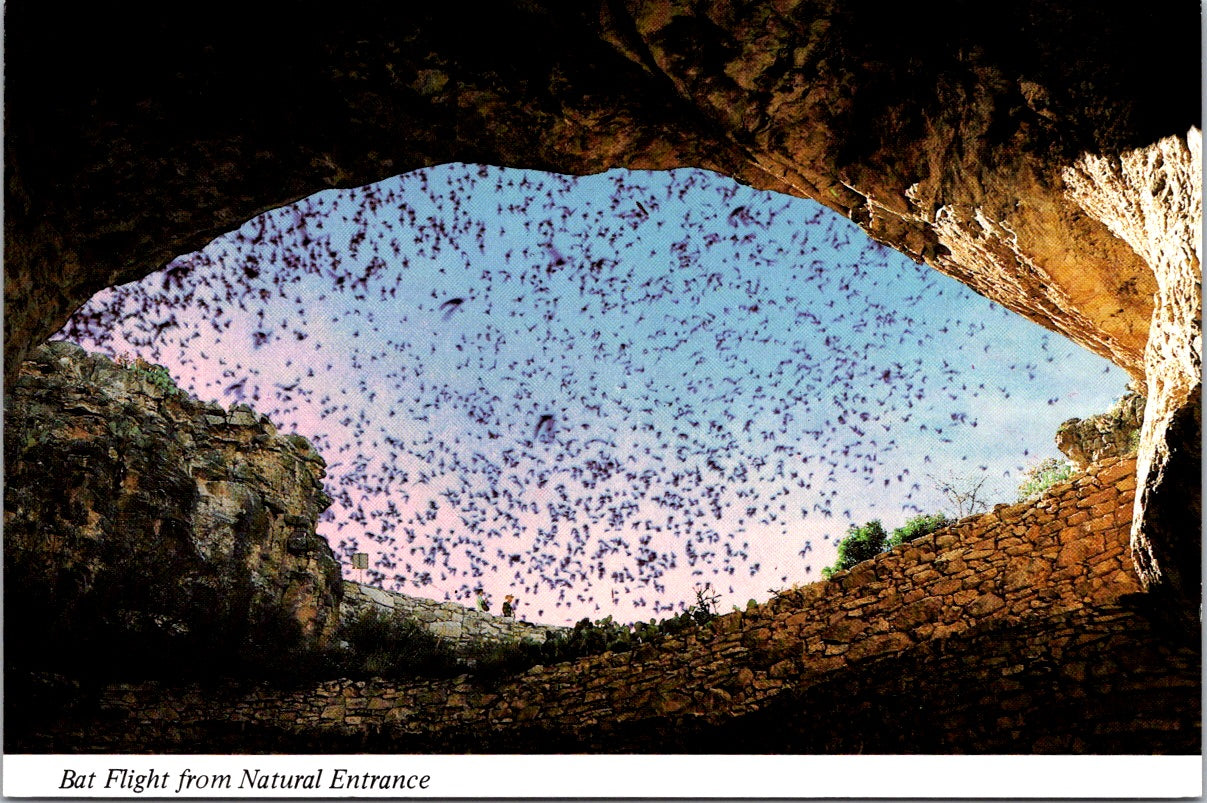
[59,164,1131,626]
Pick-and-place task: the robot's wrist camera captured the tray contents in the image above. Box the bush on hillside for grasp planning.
[885,512,949,550]
[468,597,722,685]
[333,608,462,678]
[821,520,887,578]
[1017,457,1074,502]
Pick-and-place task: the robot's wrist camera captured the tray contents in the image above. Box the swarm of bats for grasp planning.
[60,166,1120,622]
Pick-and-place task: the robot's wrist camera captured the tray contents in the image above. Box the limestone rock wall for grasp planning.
[4,342,343,649]
[26,455,1197,753]
[1056,392,1144,469]
[340,582,568,654]
[1063,129,1202,622]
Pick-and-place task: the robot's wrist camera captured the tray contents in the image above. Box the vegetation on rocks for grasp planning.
[1017,457,1075,502]
[472,587,721,679]
[8,582,729,694]
[322,586,724,686]
[822,513,950,577]
[885,513,950,550]
[118,353,187,399]
[822,520,888,578]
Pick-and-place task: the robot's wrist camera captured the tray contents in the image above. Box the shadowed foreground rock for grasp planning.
[6,2,1199,381]
[4,342,343,671]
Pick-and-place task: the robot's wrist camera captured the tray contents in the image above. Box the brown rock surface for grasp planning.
[5,3,1198,379]
[4,341,343,659]
[1062,130,1202,625]
[1056,393,1144,470]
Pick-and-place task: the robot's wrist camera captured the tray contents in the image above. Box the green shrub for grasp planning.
[125,356,186,399]
[822,520,887,577]
[332,608,462,679]
[886,513,949,550]
[1017,457,1074,502]
[462,637,547,683]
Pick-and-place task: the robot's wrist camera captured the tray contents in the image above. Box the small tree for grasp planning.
[690,582,721,624]
[885,512,949,550]
[822,520,887,578]
[1017,457,1074,502]
[928,472,990,519]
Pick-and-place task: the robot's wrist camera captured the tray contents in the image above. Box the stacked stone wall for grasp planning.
[620,603,1199,754]
[340,582,568,654]
[17,455,1199,753]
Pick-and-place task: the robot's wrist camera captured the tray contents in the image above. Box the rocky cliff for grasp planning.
[4,342,343,675]
[1056,392,1144,469]
[5,2,1199,619]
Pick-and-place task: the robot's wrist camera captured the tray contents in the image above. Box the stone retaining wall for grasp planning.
[339,582,568,654]
[20,455,1199,753]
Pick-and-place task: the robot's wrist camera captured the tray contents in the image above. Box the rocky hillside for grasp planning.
[4,341,343,675]
[341,582,568,655]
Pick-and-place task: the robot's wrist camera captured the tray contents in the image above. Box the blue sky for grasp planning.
[62,165,1131,624]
